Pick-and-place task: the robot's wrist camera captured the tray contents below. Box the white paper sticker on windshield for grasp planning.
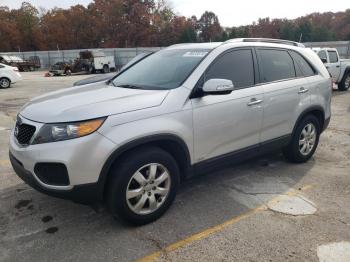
[183,51,208,57]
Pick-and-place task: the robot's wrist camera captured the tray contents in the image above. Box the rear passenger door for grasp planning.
[191,48,263,162]
[256,48,310,143]
[289,50,323,116]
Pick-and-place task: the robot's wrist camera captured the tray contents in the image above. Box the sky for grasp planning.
[1,0,349,27]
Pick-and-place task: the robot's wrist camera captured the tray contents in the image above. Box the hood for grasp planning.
[20,82,169,123]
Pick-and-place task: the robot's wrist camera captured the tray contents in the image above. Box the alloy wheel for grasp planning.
[299,123,316,156]
[0,78,10,88]
[345,75,350,89]
[126,163,171,215]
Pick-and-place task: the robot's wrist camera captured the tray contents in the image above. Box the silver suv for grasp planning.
[9,38,331,225]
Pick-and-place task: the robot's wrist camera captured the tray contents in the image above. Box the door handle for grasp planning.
[298,87,309,94]
[247,98,263,106]
[336,65,340,68]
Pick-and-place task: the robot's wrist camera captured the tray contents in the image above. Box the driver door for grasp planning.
[191,48,264,163]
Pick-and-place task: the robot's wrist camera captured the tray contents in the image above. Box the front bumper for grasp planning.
[9,116,117,203]
[9,152,101,204]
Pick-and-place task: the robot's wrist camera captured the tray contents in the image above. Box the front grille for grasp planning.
[15,122,36,145]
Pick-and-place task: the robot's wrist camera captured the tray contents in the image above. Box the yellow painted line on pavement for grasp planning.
[0,159,10,166]
[138,184,313,262]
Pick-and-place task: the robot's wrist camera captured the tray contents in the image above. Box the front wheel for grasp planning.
[339,73,350,91]
[283,115,320,163]
[107,147,180,225]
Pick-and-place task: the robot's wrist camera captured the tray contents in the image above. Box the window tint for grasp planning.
[258,49,295,82]
[205,49,254,88]
[290,51,316,77]
[328,51,338,63]
[317,50,327,61]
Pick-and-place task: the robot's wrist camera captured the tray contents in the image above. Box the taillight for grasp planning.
[13,67,19,72]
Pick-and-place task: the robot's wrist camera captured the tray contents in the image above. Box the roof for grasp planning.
[166,42,223,50]
[226,38,305,47]
[311,47,338,52]
[167,38,305,50]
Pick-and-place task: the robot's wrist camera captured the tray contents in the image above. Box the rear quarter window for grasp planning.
[290,51,316,77]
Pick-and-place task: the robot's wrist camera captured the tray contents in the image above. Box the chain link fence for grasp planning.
[304,41,350,58]
[0,47,162,70]
[1,41,349,70]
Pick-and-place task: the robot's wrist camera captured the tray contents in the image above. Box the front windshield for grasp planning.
[112,49,209,90]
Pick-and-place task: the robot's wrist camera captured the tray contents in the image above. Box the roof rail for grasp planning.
[225,38,305,47]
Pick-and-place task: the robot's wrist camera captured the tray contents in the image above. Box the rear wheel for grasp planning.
[283,115,320,163]
[103,64,110,73]
[107,147,180,225]
[0,78,11,88]
[339,72,350,91]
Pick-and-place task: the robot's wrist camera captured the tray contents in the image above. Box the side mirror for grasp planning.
[202,79,234,94]
[321,58,327,63]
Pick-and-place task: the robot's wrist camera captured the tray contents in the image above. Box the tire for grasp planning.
[89,66,95,74]
[339,72,350,91]
[283,115,320,163]
[107,147,180,225]
[0,77,11,88]
[103,65,110,74]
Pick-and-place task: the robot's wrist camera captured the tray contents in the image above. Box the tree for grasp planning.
[198,11,222,42]
[12,2,44,51]
[0,7,21,51]
[0,2,350,52]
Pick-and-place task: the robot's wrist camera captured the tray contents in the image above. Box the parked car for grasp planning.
[49,62,72,76]
[9,38,331,225]
[73,52,152,86]
[0,63,22,88]
[0,55,37,72]
[312,47,350,91]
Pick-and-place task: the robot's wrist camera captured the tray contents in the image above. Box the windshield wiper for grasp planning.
[116,84,145,90]
[107,79,116,86]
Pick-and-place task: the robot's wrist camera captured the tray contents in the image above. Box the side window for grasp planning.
[317,50,327,61]
[328,51,338,63]
[290,51,316,77]
[257,49,295,83]
[0,65,4,68]
[205,49,255,88]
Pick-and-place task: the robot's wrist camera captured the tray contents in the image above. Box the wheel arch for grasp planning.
[292,106,325,135]
[340,67,350,83]
[97,134,192,201]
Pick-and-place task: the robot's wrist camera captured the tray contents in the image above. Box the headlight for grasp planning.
[33,117,106,144]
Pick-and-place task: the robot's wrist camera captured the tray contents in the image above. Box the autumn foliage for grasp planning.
[0,1,349,52]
